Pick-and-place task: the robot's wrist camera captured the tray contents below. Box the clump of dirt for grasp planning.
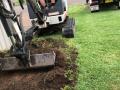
[0,38,78,90]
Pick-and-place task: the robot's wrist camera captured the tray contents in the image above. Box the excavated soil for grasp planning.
[0,38,78,90]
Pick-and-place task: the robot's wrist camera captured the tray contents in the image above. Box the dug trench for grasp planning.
[0,38,78,90]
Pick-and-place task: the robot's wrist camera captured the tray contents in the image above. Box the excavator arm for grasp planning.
[0,0,55,71]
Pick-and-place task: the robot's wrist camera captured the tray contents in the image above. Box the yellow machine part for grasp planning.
[105,0,113,3]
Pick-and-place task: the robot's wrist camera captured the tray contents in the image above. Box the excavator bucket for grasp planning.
[0,52,56,71]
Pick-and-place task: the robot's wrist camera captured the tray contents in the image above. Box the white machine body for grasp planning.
[0,0,22,52]
[46,11,67,25]
[0,19,12,51]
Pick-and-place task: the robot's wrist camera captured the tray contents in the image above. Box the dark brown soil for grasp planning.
[0,38,78,90]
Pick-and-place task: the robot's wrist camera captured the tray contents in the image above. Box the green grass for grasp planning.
[32,5,120,90]
[68,5,120,90]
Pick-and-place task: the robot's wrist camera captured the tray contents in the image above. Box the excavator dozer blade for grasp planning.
[0,52,56,71]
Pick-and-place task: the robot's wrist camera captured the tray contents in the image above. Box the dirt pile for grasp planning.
[0,38,78,90]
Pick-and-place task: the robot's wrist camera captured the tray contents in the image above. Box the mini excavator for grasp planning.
[26,0,75,37]
[0,0,75,71]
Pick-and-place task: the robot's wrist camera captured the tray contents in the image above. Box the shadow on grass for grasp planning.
[34,25,62,37]
[99,3,120,12]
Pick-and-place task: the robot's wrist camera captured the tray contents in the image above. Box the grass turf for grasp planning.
[68,5,120,90]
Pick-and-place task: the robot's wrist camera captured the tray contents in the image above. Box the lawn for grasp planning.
[68,5,120,90]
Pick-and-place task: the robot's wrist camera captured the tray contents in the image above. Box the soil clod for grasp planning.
[0,38,78,90]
